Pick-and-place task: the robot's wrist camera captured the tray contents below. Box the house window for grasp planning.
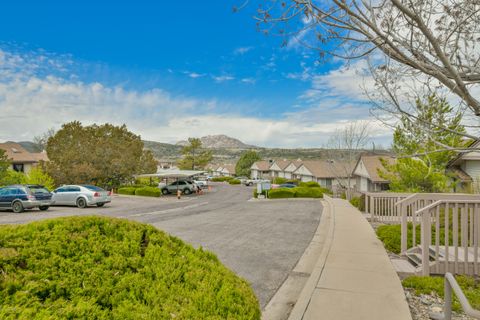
[13,163,24,172]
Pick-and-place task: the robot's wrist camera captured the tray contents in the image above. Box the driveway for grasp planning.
[0,183,322,308]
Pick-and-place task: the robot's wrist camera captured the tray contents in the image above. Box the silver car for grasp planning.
[52,185,111,208]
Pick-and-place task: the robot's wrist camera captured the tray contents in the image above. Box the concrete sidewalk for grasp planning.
[289,196,412,320]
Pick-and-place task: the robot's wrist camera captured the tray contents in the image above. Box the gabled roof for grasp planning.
[251,160,271,171]
[270,159,291,171]
[447,166,473,183]
[295,160,353,179]
[448,139,480,167]
[353,154,395,183]
[0,142,48,163]
[222,164,236,174]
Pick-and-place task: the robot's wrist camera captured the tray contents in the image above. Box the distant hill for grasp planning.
[14,141,43,153]
[176,135,256,149]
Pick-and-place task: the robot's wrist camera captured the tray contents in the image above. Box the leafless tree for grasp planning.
[326,121,371,199]
[251,0,480,151]
[33,128,56,151]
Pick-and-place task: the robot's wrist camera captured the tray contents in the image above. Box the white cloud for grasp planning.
[188,72,204,78]
[241,78,256,84]
[212,75,235,83]
[0,48,392,148]
[233,46,253,55]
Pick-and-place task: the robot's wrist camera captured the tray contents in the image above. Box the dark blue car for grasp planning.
[278,183,297,189]
[0,184,53,213]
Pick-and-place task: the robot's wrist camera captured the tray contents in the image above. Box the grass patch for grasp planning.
[0,216,260,319]
[403,275,480,312]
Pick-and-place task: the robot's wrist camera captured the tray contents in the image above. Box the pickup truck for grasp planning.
[244,178,270,186]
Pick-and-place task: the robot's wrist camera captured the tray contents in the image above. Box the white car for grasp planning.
[244,178,270,186]
[52,185,111,208]
[193,180,208,189]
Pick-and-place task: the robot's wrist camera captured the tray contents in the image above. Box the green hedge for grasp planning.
[229,179,241,185]
[298,181,321,188]
[134,186,161,197]
[0,216,260,319]
[268,188,296,199]
[117,187,138,195]
[211,176,234,182]
[294,187,323,198]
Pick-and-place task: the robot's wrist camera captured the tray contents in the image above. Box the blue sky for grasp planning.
[0,1,391,147]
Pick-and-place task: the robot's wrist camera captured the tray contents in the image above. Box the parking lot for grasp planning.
[0,183,323,308]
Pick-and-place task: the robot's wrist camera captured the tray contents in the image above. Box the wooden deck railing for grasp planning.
[413,199,480,276]
[364,192,412,223]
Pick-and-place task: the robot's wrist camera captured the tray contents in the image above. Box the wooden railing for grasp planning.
[397,194,480,254]
[364,192,411,223]
[413,199,480,276]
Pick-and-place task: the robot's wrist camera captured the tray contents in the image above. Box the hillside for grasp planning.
[176,135,256,149]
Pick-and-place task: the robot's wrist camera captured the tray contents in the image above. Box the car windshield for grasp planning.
[82,185,104,191]
[29,187,50,194]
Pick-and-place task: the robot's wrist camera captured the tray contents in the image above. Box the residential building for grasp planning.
[447,140,480,193]
[0,142,48,174]
[221,164,236,177]
[251,160,272,179]
[269,160,292,179]
[292,160,354,191]
[283,160,303,180]
[352,154,395,192]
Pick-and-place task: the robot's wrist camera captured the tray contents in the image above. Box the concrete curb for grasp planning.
[261,198,334,320]
[286,195,335,320]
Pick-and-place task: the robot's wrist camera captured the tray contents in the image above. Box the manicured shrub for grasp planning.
[229,179,241,185]
[0,216,260,319]
[294,187,323,198]
[285,180,299,185]
[268,188,296,199]
[272,177,288,184]
[117,187,137,195]
[298,181,321,188]
[134,186,161,197]
[349,195,365,211]
[211,176,234,182]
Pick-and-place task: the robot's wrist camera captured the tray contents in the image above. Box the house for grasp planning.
[269,160,292,179]
[292,160,354,191]
[447,140,480,193]
[251,160,273,179]
[0,142,48,174]
[352,154,395,192]
[221,164,236,177]
[283,160,303,180]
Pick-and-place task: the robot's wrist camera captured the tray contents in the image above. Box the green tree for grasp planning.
[45,121,157,188]
[380,94,466,192]
[25,167,55,191]
[235,150,261,177]
[177,138,212,170]
[0,149,10,183]
[0,170,26,186]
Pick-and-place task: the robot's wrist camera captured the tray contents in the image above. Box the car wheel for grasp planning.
[12,201,24,213]
[39,206,49,211]
[76,198,87,208]
[96,203,105,207]
[162,189,169,195]
[248,183,253,186]
[183,188,191,195]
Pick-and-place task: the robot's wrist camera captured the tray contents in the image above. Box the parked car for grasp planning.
[193,180,208,189]
[235,176,249,184]
[244,178,270,186]
[52,185,111,208]
[161,180,196,195]
[0,184,53,213]
[278,183,297,189]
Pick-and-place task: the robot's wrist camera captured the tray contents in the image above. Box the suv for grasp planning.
[161,180,196,195]
[0,184,53,213]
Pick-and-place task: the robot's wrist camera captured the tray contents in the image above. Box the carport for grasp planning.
[134,169,207,198]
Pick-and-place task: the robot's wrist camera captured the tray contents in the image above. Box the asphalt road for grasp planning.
[0,183,323,308]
